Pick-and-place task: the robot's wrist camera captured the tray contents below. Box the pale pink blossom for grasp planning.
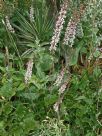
[50,0,69,51]
[5,16,15,33]
[63,18,77,47]
[58,82,68,95]
[54,68,65,86]
[53,97,63,112]
[25,58,33,84]
[53,102,59,112]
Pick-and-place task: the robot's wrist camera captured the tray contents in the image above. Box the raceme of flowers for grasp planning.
[49,0,69,51]
[30,5,34,22]
[3,16,15,33]
[53,73,71,112]
[76,23,84,38]
[25,58,33,84]
[58,82,68,95]
[63,4,86,47]
[53,96,63,113]
[50,3,86,51]
[63,17,77,47]
[54,68,65,87]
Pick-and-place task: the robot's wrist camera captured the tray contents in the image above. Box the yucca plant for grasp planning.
[13,5,53,47]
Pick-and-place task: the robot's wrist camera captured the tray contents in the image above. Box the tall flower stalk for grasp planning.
[63,5,86,47]
[30,5,34,22]
[54,68,65,86]
[25,58,33,84]
[49,0,69,51]
[53,73,71,113]
[58,82,68,95]
[53,96,63,113]
[5,16,15,33]
[63,17,77,47]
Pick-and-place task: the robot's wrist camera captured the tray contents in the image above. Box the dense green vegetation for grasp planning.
[0,0,102,135]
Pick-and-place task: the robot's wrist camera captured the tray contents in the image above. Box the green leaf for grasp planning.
[0,82,15,99]
[2,102,13,115]
[0,66,5,72]
[17,83,26,91]
[19,93,40,101]
[0,121,4,129]
[75,96,86,100]
[93,67,101,78]
[0,53,4,59]
[23,116,36,132]
[80,47,87,54]
[36,64,46,79]
[38,53,54,71]
[44,94,58,107]
[93,50,101,58]
[69,46,81,66]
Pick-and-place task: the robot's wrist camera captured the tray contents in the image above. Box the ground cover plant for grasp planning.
[0,0,102,136]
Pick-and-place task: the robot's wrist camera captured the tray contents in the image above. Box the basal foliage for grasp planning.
[0,0,102,136]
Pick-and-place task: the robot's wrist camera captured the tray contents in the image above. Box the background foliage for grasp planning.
[0,0,102,136]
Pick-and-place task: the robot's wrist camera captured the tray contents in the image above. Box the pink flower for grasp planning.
[49,0,69,51]
[63,18,77,47]
[25,58,33,84]
[54,68,65,86]
[58,82,68,95]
